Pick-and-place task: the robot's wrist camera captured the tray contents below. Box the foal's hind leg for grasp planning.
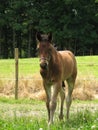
[59,81,65,120]
[66,78,75,120]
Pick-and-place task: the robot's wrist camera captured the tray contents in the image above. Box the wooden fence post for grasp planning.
[15,48,19,99]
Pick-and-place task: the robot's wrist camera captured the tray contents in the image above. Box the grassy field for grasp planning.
[0,58,39,78]
[0,56,98,129]
[0,98,98,130]
[0,56,98,78]
[76,56,98,78]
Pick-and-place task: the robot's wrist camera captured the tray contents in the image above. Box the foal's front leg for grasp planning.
[49,82,61,125]
[43,82,51,122]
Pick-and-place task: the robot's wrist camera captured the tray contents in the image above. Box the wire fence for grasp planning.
[0,50,98,81]
[0,62,98,80]
[0,48,98,99]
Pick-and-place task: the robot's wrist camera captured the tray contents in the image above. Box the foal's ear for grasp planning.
[48,32,52,42]
[36,32,42,41]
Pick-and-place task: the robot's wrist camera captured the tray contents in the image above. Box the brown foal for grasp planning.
[36,32,77,125]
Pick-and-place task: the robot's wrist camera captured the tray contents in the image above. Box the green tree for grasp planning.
[0,0,98,58]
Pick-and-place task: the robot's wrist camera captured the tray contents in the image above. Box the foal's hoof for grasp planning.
[59,115,64,120]
[48,121,53,129]
[48,121,53,126]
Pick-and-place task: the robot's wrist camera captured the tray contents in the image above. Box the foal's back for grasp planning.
[58,50,77,81]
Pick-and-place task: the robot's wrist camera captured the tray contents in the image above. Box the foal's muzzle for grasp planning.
[40,57,48,70]
[40,62,48,69]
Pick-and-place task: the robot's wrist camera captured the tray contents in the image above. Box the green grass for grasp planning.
[0,98,98,130]
[0,56,98,78]
[0,56,98,129]
[76,56,98,78]
[0,58,40,78]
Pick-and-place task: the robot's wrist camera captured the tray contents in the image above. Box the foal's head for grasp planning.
[36,32,52,70]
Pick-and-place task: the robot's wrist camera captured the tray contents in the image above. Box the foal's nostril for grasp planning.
[40,62,47,69]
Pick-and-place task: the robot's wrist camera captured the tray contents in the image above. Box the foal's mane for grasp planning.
[48,43,62,81]
[49,44,58,63]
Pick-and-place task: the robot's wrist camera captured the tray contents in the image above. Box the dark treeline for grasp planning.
[0,0,98,58]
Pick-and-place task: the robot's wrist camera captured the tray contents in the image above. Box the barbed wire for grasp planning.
[0,61,98,81]
[0,77,98,81]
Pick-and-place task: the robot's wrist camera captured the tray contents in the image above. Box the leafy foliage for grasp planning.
[0,0,98,58]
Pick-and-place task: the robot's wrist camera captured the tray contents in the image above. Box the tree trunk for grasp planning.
[3,26,8,58]
[28,25,32,58]
[32,29,37,57]
[10,28,16,58]
[0,29,2,58]
[74,39,77,55]
[13,29,16,49]
[16,31,22,58]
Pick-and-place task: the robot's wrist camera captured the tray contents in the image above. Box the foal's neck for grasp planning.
[49,45,58,66]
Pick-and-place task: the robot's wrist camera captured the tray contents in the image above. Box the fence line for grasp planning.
[0,49,98,100]
[0,77,98,80]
